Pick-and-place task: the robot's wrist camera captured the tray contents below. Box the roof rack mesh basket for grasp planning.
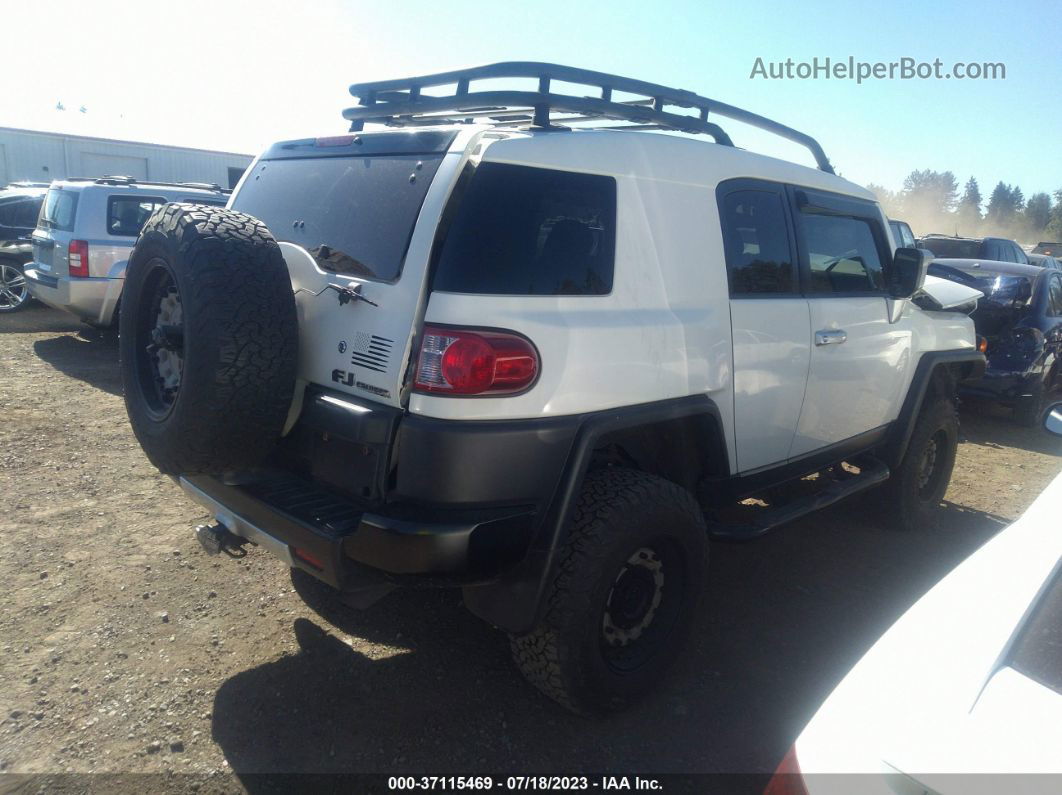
[344,62,834,173]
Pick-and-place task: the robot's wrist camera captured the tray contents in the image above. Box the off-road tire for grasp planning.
[119,203,298,476]
[510,468,708,714]
[882,398,959,531]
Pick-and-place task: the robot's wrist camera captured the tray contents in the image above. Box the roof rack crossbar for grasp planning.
[345,62,834,173]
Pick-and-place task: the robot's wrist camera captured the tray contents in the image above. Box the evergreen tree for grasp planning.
[1044,189,1062,241]
[956,176,982,235]
[1011,185,1025,214]
[1024,192,1052,234]
[985,181,1015,224]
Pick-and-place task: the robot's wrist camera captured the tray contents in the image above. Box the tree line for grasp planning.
[866,170,1062,243]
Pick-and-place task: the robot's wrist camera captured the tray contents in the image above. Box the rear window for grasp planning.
[920,237,981,258]
[432,163,616,296]
[107,196,168,236]
[39,189,78,232]
[231,154,443,282]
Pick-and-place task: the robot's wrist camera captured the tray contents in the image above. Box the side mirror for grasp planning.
[890,247,932,298]
[1045,404,1062,437]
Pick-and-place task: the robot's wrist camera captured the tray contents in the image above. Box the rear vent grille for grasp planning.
[350,332,393,373]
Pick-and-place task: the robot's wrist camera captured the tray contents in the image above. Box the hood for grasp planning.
[914,273,983,313]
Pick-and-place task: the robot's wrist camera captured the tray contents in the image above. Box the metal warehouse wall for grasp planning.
[0,127,254,188]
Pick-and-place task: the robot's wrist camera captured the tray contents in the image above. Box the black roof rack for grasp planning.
[345,62,834,174]
[65,175,229,193]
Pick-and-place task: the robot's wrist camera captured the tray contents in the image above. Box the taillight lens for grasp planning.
[414,325,538,395]
[68,240,89,277]
[763,745,808,795]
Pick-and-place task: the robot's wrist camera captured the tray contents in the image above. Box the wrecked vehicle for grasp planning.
[928,260,1062,425]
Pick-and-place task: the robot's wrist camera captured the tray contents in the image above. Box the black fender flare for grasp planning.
[462,394,727,634]
[884,349,985,468]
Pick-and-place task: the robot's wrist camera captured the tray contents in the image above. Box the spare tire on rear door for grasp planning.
[119,203,298,476]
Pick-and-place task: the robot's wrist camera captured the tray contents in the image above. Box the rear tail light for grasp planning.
[68,240,89,277]
[414,325,538,395]
[763,745,808,795]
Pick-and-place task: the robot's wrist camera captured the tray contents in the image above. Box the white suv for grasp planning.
[25,177,228,326]
[115,64,985,713]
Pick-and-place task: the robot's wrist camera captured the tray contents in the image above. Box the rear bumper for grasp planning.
[180,472,537,591]
[24,266,122,326]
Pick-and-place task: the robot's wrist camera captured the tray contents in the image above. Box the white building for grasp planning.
[0,127,254,189]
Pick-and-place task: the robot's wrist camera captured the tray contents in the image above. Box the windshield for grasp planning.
[232,154,443,282]
[39,188,79,232]
[920,237,981,258]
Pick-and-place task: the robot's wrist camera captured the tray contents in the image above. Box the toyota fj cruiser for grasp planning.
[117,64,984,713]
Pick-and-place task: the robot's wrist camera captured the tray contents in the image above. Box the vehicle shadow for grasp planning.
[32,329,121,396]
[210,497,1007,786]
[960,406,1062,457]
[0,303,84,334]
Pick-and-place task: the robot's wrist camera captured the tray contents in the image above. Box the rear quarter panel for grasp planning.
[412,172,736,468]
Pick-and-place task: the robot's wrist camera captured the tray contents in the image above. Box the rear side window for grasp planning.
[720,189,795,294]
[232,154,444,282]
[799,213,886,293]
[433,163,616,296]
[40,189,78,232]
[107,196,167,236]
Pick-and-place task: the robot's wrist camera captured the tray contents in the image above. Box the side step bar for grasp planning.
[707,457,890,541]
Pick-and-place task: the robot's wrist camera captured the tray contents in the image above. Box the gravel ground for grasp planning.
[1,303,1060,790]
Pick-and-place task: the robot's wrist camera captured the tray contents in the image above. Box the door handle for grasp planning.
[815,329,848,346]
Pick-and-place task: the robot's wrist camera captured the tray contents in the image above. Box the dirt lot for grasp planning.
[2,303,1060,789]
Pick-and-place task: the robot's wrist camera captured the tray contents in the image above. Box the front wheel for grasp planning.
[510,468,708,714]
[0,260,30,313]
[882,398,959,531]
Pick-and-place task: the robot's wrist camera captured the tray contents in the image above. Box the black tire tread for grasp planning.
[120,203,298,475]
[510,468,707,713]
[881,397,959,531]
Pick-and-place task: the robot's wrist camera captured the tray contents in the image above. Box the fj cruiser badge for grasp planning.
[331,368,355,387]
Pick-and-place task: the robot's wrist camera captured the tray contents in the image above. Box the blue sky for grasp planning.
[5,0,1060,198]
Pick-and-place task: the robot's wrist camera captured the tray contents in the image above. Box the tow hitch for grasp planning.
[194,522,247,556]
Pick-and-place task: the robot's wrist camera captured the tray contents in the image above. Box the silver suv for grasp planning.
[25,176,228,326]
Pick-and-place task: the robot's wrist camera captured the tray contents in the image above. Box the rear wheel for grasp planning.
[119,203,298,476]
[0,260,30,313]
[882,398,958,531]
[510,468,708,713]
